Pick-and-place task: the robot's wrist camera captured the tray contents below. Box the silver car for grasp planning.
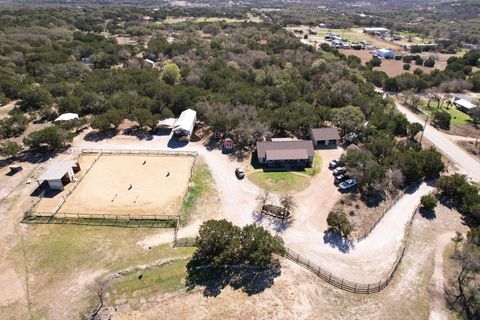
[339,179,358,190]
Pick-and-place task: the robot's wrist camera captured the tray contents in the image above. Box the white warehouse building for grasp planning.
[172,109,197,141]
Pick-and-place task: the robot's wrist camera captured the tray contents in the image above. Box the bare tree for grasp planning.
[279,193,296,220]
[387,168,405,192]
[90,277,111,320]
[256,190,270,211]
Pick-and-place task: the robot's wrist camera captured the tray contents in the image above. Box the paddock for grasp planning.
[52,153,195,217]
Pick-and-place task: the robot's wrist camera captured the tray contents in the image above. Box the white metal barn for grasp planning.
[37,161,78,191]
[54,113,79,122]
[172,109,197,140]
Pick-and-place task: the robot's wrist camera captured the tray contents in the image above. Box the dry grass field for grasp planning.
[58,154,195,216]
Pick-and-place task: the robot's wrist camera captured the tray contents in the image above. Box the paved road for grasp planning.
[395,102,480,182]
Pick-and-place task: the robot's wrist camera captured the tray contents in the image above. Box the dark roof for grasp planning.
[311,127,341,141]
[257,140,314,161]
[266,149,309,161]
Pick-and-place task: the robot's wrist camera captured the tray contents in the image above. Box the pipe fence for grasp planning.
[71,148,198,157]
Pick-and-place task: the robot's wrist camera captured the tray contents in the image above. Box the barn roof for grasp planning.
[454,98,475,110]
[54,113,79,122]
[257,140,314,161]
[173,109,196,134]
[38,160,75,181]
[311,127,341,141]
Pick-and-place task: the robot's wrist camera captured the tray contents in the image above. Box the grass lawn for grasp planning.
[420,101,472,125]
[106,259,189,306]
[248,171,310,193]
[305,152,322,176]
[182,158,214,223]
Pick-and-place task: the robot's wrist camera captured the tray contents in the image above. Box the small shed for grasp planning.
[310,127,341,148]
[173,109,197,140]
[453,98,475,114]
[223,138,234,151]
[54,113,79,122]
[37,160,79,191]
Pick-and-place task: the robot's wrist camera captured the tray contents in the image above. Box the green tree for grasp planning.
[162,63,181,85]
[23,126,72,152]
[424,58,435,68]
[420,195,437,210]
[130,108,158,131]
[432,110,451,129]
[327,210,352,238]
[332,106,365,136]
[18,86,53,111]
[91,109,124,132]
[0,141,22,158]
[0,113,29,138]
[407,122,424,139]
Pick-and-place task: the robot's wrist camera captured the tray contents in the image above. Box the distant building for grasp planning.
[453,97,476,114]
[54,113,79,122]
[363,27,389,37]
[81,57,94,65]
[310,127,341,148]
[144,59,155,68]
[172,109,197,141]
[375,48,396,59]
[256,140,314,168]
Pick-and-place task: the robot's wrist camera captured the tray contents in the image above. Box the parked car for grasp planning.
[339,179,358,190]
[333,167,347,176]
[235,168,245,179]
[329,160,339,169]
[334,174,348,185]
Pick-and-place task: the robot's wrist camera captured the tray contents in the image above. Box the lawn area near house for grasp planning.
[419,101,472,125]
[248,171,310,193]
[305,152,323,176]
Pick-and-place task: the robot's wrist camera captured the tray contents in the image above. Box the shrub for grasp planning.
[420,195,437,210]
[424,58,435,68]
[327,210,352,238]
[0,141,22,158]
[403,63,411,71]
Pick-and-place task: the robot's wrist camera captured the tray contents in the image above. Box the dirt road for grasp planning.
[395,102,480,182]
[428,232,455,320]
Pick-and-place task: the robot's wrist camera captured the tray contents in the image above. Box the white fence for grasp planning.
[71,148,198,157]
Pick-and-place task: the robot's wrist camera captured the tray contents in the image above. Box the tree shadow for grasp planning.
[167,137,189,149]
[83,130,117,142]
[123,127,154,141]
[322,230,354,253]
[186,260,281,297]
[419,207,436,220]
[251,210,294,233]
[360,190,386,208]
[0,151,53,171]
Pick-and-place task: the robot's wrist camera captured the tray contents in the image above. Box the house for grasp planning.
[81,57,94,65]
[363,27,389,37]
[144,59,155,68]
[453,98,476,114]
[37,160,80,191]
[256,139,315,168]
[310,127,341,148]
[375,48,395,59]
[172,109,196,141]
[54,113,79,122]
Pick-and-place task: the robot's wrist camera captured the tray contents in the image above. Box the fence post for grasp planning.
[354,283,357,293]
[367,283,370,294]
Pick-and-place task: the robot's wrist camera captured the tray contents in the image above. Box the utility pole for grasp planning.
[419,114,429,144]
